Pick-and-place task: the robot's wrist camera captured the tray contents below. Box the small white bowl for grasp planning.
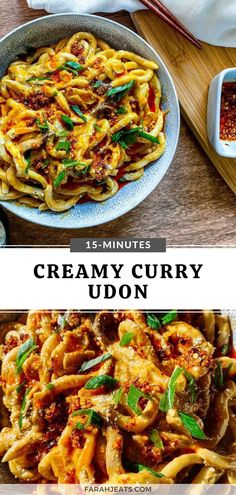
[207,68,236,158]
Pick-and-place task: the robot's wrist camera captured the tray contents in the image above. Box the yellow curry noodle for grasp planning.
[0,32,166,212]
[0,310,236,484]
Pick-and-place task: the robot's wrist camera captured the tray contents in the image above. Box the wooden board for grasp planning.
[132,10,236,194]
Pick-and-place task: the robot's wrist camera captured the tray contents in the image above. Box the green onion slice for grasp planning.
[159,366,183,412]
[78,353,112,373]
[56,141,71,153]
[183,369,197,403]
[149,429,164,449]
[119,332,134,347]
[57,314,67,331]
[58,61,83,76]
[19,387,31,430]
[106,80,135,101]
[46,382,55,390]
[221,343,229,355]
[16,380,26,394]
[16,338,38,374]
[147,313,161,330]
[54,170,66,188]
[36,117,49,134]
[127,384,152,415]
[61,114,74,130]
[27,76,51,83]
[214,362,224,388]
[112,126,159,149]
[84,375,118,390]
[116,106,127,115]
[137,464,165,478]
[71,105,87,122]
[113,387,123,406]
[124,459,164,478]
[72,409,102,429]
[161,310,177,326]
[178,411,207,439]
[93,80,103,88]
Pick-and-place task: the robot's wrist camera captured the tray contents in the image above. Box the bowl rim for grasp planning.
[0,12,180,230]
[207,67,236,158]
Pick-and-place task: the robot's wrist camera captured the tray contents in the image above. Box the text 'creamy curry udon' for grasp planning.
[0,310,236,484]
[0,32,166,212]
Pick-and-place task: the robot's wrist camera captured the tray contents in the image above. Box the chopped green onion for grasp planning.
[93,80,103,88]
[124,459,164,478]
[183,369,197,403]
[214,362,224,388]
[54,170,66,188]
[56,141,71,153]
[161,310,177,326]
[72,409,102,429]
[159,366,183,412]
[78,353,112,373]
[57,314,67,330]
[55,130,69,138]
[118,176,127,183]
[94,124,101,132]
[36,117,49,134]
[119,332,134,347]
[147,313,161,330]
[146,311,177,330]
[84,375,118,390]
[62,159,86,168]
[24,150,31,174]
[149,429,164,449]
[127,384,151,416]
[54,159,89,187]
[19,387,31,430]
[113,387,123,406]
[61,114,74,130]
[63,159,90,175]
[27,76,51,83]
[139,129,160,144]
[221,343,229,355]
[137,464,165,478]
[16,380,26,394]
[74,421,85,430]
[66,61,83,71]
[71,105,87,122]
[41,159,50,169]
[16,338,38,375]
[106,80,135,101]
[116,106,127,115]
[178,411,207,440]
[58,61,83,76]
[46,382,55,390]
[112,128,139,149]
[112,126,159,149]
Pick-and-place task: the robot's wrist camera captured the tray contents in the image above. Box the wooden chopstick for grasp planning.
[139,0,202,49]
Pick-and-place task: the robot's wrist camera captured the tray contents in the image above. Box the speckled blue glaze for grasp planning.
[0,13,180,229]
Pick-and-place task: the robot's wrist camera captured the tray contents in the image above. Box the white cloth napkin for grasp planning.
[26,0,236,47]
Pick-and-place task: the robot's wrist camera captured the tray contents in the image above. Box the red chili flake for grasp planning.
[220,82,236,140]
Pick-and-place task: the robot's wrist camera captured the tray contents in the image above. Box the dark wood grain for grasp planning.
[0,0,235,245]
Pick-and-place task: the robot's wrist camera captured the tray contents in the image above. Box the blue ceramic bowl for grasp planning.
[0,13,180,229]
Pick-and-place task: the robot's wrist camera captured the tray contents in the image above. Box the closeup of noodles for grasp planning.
[0,310,235,484]
[0,32,166,213]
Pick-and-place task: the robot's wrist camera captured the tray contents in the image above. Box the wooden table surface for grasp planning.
[0,0,235,245]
